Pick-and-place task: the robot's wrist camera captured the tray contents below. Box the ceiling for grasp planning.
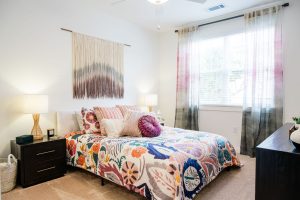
[100,0,278,32]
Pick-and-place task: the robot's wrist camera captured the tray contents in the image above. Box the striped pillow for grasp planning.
[116,105,141,117]
[94,107,123,122]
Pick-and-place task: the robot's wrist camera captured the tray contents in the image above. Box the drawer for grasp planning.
[23,140,66,163]
[25,158,66,186]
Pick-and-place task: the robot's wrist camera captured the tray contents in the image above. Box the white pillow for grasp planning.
[100,119,124,137]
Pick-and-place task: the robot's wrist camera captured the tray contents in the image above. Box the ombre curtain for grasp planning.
[175,27,201,130]
[240,6,283,157]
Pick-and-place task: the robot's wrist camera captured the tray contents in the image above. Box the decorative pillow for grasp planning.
[138,115,161,137]
[100,119,124,137]
[80,108,101,134]
[122,110,148,137]
[116,105,141,117]
[94,107,123,123]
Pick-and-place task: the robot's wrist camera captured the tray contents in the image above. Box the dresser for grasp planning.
[256,123,300,200]
[11,137,66,187]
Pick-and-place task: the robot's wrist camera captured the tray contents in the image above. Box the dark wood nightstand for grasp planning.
[256,123,300,200]
[11,137,66,187]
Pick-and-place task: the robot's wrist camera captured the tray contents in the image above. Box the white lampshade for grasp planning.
[145,94,158,107]
[23,95,48,114]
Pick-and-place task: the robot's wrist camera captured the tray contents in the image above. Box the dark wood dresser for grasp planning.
[11,137,66,187]
[256,123,300,200]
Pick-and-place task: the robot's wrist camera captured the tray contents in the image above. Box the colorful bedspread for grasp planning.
[65,127,240,200]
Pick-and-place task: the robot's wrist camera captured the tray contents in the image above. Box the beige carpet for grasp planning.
[2,155,255,200]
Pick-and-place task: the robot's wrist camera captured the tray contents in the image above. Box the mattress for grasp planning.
[65,126,240,200]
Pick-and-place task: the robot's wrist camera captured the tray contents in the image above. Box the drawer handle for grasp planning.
[36,150,56,156]
[37,166,56,173]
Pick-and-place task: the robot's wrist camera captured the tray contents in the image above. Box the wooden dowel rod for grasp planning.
[61,28,72,32]
[60,28,131,47]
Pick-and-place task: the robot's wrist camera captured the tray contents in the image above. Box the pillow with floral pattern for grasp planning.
[80,108,101,134]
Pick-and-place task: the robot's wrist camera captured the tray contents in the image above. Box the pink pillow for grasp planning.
[94,107,123,134]
[138,115,161,137]
[94,107,123,121]
[116,105,141,117]
[80,108,101,134]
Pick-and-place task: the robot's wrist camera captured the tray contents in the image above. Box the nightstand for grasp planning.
[256,123,300,200]
[11,137,66,187]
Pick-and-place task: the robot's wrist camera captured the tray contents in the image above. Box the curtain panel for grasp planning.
[240,6,283,157]
[175,27,200,130]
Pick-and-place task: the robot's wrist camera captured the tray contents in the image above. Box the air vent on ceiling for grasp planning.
[208,4,225,12]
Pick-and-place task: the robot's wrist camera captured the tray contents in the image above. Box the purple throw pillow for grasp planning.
[138,115,161,137]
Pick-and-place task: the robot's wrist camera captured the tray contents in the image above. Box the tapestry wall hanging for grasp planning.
[72,32,124,99]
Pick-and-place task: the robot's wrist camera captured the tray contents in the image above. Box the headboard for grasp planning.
[56,111,80,136]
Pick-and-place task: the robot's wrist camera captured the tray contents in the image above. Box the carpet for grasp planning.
[2,155,255,200]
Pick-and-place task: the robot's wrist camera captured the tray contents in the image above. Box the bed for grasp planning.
[65,126,240,200]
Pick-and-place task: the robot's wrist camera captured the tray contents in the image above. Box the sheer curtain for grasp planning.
[241,6,283,157]
[175,27,201,130]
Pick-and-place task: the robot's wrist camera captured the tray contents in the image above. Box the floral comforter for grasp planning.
[65,127,240,200]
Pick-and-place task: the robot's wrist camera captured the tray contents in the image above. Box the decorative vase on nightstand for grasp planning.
[290,129,300,149]
[22,95,48,141]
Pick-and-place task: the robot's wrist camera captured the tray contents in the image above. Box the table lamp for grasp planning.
[23,95,48,140]
[145,94,158,112]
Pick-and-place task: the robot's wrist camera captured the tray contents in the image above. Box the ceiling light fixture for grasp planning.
[147,0,169,5]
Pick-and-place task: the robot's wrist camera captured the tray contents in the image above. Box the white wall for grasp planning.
[0,0,159,157]
[198,107,242,152]
[158,32,177,127]
[158,0,300,152]
[282,0,300,122]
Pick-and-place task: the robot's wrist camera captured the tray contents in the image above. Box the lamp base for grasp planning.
[33,135,43,140]
[149,106,153,112]
[31,114,43,140]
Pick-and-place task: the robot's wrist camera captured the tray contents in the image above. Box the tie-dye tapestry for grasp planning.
[72,32,124,99]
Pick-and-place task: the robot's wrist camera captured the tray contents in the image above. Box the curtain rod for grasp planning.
[60,28,131,47]
[174,2,289,33]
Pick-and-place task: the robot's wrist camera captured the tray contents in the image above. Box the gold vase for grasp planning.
[31,114,43,140]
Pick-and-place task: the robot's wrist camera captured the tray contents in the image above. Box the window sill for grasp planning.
[199,105,243,112]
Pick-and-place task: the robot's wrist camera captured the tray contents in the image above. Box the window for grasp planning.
[244,26,276,108]
[186,17,276,107]
[195,33,245,106]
